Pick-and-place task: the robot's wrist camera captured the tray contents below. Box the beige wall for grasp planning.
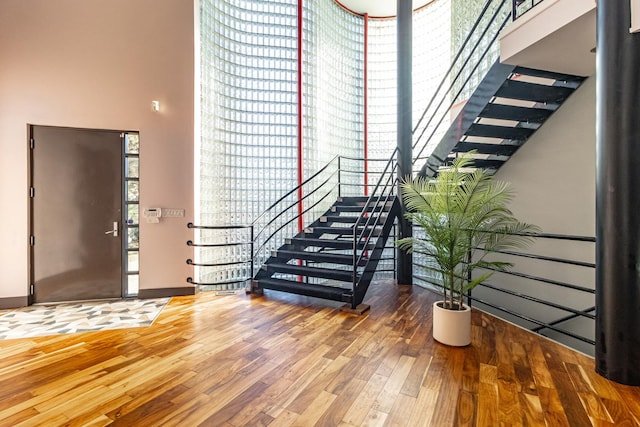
[475,77,596,354]
[497,76,595,237]
[0,0,195,300]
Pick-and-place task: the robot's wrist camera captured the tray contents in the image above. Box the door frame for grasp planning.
[27,125,139,304]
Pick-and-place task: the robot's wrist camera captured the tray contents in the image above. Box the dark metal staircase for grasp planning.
[419,61,586,177]
[252,195,400,311]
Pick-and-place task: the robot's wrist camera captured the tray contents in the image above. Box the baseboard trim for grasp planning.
[138,286,197,299]
[0,295,29,309]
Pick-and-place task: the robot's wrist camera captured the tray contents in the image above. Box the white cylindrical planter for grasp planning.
[432,301,471,346]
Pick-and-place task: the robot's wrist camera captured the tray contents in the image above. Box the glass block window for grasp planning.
[199,0,299,289]
[302,1,364,222]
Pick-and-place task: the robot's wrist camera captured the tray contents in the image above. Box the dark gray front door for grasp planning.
[30,126,123,303]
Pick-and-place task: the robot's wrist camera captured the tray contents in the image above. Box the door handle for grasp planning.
[105,221,119,237]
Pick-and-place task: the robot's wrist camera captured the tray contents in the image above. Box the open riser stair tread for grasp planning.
[253,196,400,307]
[478,103,553,123]
[272,249,368,266]
[465,123,535,140]
[451,142,520,156]
[513,66,585,84]
[255,277,353,303]
[320,214,388,224]
[305,225,383,236]
[285,237,375,250]
[420,60,586,178]
[262,262,355,282]
[495,79,575,104]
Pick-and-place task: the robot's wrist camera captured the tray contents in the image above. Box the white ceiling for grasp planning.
[336,0,433,18]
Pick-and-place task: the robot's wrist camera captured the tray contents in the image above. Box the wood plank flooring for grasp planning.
[0,282,639,426]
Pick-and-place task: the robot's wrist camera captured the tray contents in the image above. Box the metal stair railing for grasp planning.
[188,156,340,289]
[412,0,512,173]
[351,148,399,307]
[187,155,397,291]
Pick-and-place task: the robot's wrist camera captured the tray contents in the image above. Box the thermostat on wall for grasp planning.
[143,208,161,223]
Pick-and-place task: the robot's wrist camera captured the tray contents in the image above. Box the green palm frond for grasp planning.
[398,152,541,308]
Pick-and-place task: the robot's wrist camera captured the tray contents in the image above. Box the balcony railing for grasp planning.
[513,0,545,20]
[413,232,596,355]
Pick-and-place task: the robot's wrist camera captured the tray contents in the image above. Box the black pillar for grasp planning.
[397,0,413,285]
[595,0,640,385]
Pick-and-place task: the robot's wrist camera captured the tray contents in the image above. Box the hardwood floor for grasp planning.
[0,282,639,426]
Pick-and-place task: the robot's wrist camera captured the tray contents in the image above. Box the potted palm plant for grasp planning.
[397,154,539,346]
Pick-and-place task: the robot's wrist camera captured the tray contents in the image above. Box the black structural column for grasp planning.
[595,0,640,385]
[397,0,413,285]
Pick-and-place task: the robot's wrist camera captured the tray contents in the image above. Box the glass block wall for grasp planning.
[199,0,299,289]
[367,18,397,166]
[367,1,453,173]
[197,0,480,290]
[411,1,453,168]
[450,0,510,101]
[366,1,453,281]
[302,1,365,223]
[198,0,367,289]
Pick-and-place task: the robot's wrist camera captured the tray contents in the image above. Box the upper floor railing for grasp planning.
[513,0,545,20]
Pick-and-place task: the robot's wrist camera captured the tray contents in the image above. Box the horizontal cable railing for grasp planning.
[413,232,596,352]
[187,155,398,292]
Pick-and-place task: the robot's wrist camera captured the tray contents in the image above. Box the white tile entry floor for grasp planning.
[0,298,170,340]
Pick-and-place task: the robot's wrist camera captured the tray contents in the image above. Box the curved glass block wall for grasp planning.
[302,1,365,223]
[199,0,299,288]
[196,0,482,290]
[450,0,509,101]
[411,1,453,169]
[365,2,453,281]
[367,1,452,172]
[366,18,397,165]
[198,0,366,289]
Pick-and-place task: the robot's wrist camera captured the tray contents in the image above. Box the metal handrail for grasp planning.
[412,0,512,168]
[413,232,596,349]
[414,273,595,346]
[252,155,339,227]
[351,148,399,303]
[188,155,398,289]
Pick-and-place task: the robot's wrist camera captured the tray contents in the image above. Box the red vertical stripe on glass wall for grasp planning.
[364,14,369,196]
[297,0,304,232]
